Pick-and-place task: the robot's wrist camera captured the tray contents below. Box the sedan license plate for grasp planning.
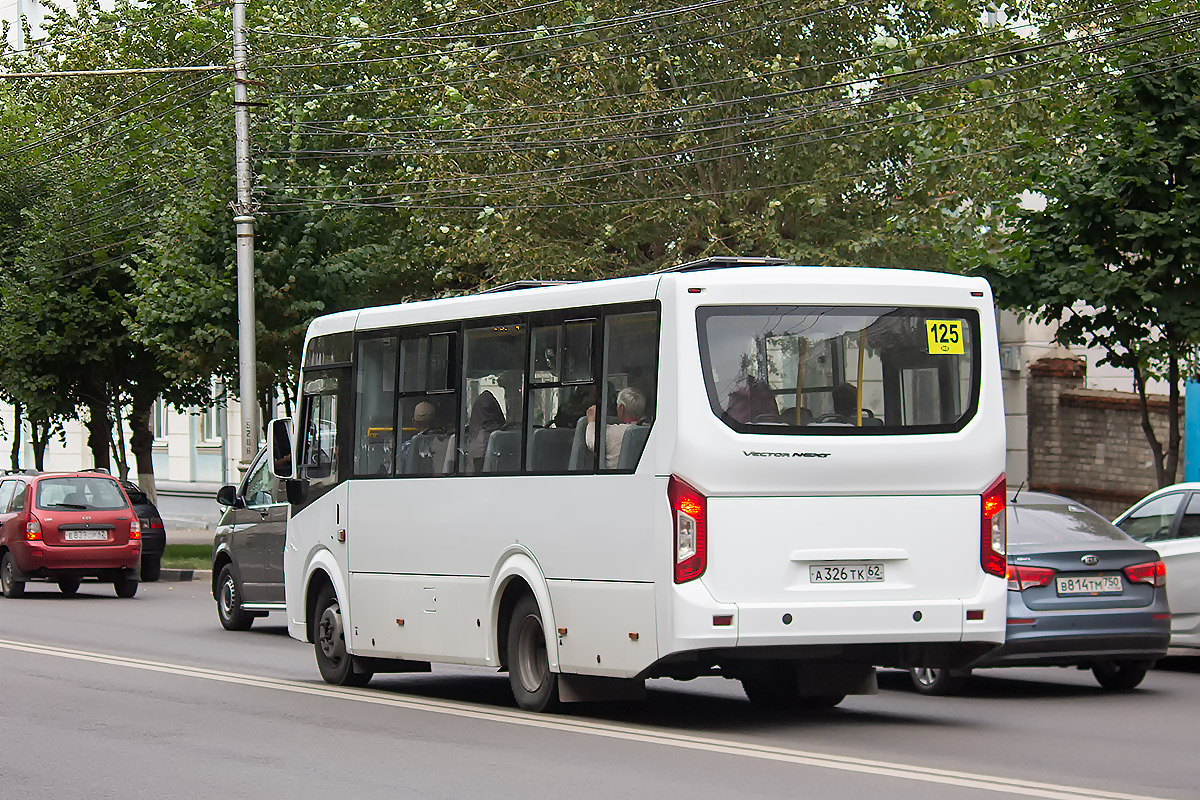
[809,563,884,583]
[1056,575,1122,595]
[63,530,108,542]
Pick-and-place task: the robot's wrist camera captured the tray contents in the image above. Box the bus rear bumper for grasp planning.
[659,577,1005,675]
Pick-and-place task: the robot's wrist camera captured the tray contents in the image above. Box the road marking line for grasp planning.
[0,637,1174,800]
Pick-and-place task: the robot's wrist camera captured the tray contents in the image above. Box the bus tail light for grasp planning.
[1007,564,1055,591]
[1124,560,1166,587]
[669,476,706,583]
[981,475,1006,578]
[26,518,42,541]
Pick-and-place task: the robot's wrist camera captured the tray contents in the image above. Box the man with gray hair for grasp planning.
[586,385,647,469]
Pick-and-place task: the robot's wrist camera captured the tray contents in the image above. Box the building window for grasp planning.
[152,398,168,441]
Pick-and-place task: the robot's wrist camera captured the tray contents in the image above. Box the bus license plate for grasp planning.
[1056,575,1122,595]
[809,563,884,583]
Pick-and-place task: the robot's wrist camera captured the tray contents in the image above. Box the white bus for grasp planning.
[271,257,1008,711]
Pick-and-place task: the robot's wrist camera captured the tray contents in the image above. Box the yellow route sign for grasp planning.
[925,320,964,355]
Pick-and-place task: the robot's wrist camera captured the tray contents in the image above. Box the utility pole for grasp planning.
[232,0,258,471]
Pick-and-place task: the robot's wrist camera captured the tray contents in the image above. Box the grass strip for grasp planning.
[162,543,211,570]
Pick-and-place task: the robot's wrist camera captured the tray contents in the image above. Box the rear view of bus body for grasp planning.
[656,267,1006,699]
[280,260,1006,710]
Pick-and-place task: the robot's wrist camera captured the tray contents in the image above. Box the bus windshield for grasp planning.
[698,305,979,434]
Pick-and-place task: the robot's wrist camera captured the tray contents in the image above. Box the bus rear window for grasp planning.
[697,305,980,435]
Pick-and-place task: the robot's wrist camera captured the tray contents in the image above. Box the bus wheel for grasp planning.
[741,663,800,707]
[314,586,372,687]
[507,595,559,712]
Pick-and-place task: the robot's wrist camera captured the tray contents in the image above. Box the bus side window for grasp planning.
[461,322,526,474]
[528,319,596,474]
[301,391,338,485]
[598,311,659,472]
[354,336,398,477]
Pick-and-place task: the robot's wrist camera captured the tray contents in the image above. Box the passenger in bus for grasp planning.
[466,391,505,473]
[585,386,647,469]
[398,401,438,471]
[831,382,860,424]
[723,375,779,423]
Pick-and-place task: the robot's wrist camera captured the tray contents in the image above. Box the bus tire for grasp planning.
[507,594,559,712]
[314,585,372,687]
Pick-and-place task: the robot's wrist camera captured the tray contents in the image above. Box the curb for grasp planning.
[157,569,212,583]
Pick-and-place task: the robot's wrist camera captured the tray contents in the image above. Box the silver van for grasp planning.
[212,447,286,630]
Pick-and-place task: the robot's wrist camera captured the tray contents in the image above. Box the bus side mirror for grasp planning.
[268,417,295,479]
[285,479,308,506]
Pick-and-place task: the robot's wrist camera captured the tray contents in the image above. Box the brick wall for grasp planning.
[1027,356,1182,519]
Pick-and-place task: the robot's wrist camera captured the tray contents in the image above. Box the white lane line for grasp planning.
[0,637,1174,800]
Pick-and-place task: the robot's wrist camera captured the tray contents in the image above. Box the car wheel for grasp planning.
[910,667,969,696]
[57,578,81,596]
[314,585,372,687]
[114,576,138,598]
[1,552,25,598]
[1092,661,1151,691]
[141,555,161,583]
[507,594,559,712]
[216,565,254,631]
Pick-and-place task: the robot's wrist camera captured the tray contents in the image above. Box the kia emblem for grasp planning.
[1081,554,1099,566]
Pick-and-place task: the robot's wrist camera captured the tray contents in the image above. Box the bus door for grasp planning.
[295,367,353,594]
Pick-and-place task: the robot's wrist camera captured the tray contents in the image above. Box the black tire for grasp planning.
[216,565,255,631]
[141,555,161,583]
[741,663,846,710]
[1,552,25,598]
[314,585,372,687]
[57,578,81,596]
[1092,661,1151,691]
[114,576,138,598]
[507,594,559,712]
[910,667,969,696]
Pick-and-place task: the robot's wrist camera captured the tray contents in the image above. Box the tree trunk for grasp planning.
[31,419,50,471]
[1164,350,1182,486]
[85,398,113,473]
[1133,363,1169,488]
[10,402,21,472]
[111,398,130,481]
[128,390,157,503]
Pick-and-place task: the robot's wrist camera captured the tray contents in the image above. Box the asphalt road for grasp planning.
[1,581,1196,800]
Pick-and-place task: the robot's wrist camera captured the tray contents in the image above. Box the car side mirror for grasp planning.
[268,417,295,479]
[216,485,244,508]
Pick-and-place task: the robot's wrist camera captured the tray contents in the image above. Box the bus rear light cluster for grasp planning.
[669,476,707,583]
[980,475,1007,578]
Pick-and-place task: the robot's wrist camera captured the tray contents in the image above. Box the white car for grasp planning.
[1113,483,1200,651]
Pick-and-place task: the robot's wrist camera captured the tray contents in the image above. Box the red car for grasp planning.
[0,472,141,598]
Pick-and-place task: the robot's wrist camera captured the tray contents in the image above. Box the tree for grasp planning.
[989,52,1200,487]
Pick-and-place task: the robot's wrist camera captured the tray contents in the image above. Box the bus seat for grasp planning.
[529,427,574,472]
[403,432,452,475]
[616,425,651,470]
[482,429,522,473]
[568,416,590,471]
